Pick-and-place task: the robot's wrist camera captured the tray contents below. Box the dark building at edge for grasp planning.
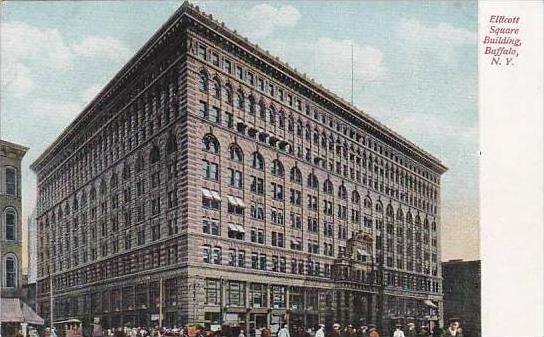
[442,260,481,337]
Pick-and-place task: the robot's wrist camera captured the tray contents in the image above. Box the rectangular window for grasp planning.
[198,45,207,60]
[224,59,232,74]
[209,106,221,123]
[236,66,243,80]
[199,101,208,118]
[211,52,219,66]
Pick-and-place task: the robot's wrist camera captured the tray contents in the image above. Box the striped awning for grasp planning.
[22,302,45,325]
[0,298,24,322]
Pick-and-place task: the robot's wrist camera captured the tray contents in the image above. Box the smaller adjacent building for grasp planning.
[1,139,43,336]
[442,259,481,337]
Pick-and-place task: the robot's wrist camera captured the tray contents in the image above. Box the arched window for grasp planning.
[198,71,208,92]
[149,145,160,164]
[268,106,276,124]
[90,187,97,201]
[386,204,394,217]
[202,135,220,154]
[4,208,17,241]
[110,173,119,189]
[166,133,177,154]
[296,120,303,137]
[290,167,302,184]
[4,254,17,288]
[278,110,285,128]
[364,197,372,209]
[415,214,421,226]
[323,179,333,194]
[352,191,360,204]
[229,144,243,162]
[236,90,245,110]
[407,211,413,224]
[375,202,383,213]
[122,164,131,180]
[271,160,284,177]
[252,152,264,170]
[99,179,107,195]
[248,96,256,115]
[212,78,221,98]
[396,208,404,221]
[307,173,318,189]
[258,101,266,120]
[338,185,347,199]
[135,153,145,172]
[424,218,430,231]
[5,167,17,196]
[223,83,233,104]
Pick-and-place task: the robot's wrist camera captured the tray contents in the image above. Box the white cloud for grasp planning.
[240,4,301,39]
[398,19,476,46]
[72,36,131,64]
[1,21,72,95]
[310,37,385,99]
[1,21,130,96]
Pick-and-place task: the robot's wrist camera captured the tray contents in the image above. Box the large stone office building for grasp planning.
[31,3,447,333]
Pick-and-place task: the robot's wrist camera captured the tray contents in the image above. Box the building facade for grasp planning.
[31,3,447,334]
[1,139,27,293]
[442,260,481,337]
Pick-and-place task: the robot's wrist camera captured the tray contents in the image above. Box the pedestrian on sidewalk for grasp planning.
[315,324,325,337]
[278,325,290,337]
[393,325,405,337]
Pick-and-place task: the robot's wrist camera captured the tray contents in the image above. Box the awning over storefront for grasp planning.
[0,298,24,322]
[22,302,45,325]
[0,298,44,325]
[423,299,438,308]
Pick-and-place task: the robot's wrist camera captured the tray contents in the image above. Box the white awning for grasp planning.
[228,223,238,232]
[291,238,300,245]
[201,188,213,198]
[227,195,238,205]
[211,190,221,201]
[235,197,246,208]
[424,300,438,308]
[0,298,24,323]
[236,225,246,233]
[357,249,366,256]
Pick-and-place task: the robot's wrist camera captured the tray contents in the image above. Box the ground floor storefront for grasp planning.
[36,269,442,335]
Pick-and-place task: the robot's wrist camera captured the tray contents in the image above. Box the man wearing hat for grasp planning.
[331,324,341,337]
[441,318,462,337]
[367,324,379,337]
[393,324,405,337]
[315,324,325,337]
[405,323,417,337]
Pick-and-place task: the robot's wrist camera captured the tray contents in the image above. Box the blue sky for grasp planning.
[0,1,478,261]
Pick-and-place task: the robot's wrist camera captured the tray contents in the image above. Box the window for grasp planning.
[250,202,264,220]
[224,59,232,74]
[202,135,219,154]
[224,84,233,104]
[4,255,17,287]
[271,160,284,177]
[250,176,264,195]
[198,45,207,60]
[5,208,16,241]
[209,106,221,123]
[229,169,243,189]
[198,71,208,91]
[149,145,160,164]
[236,66,243,80]
[202,189,221,210]
[323,179,333,194]
[250,228,264,244]
[307,173,318,189]
[290,167,302,184]
[211,52,219,66]
[271,183,284,201]
[271,231,284,247]
[289,189,301,206]
[252,152,264,170]
[5,167,17,195]
[202,219,220,236]
[201,160,219,180]
[199,100,208,118]
[229,144,243,162]
[338,185,347,199]
[205,279,221,304]
[212,78,221,98]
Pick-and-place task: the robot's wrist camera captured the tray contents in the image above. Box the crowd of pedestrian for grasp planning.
[39,318,463,337]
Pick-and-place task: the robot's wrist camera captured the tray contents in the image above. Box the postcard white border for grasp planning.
[480,2,543,336]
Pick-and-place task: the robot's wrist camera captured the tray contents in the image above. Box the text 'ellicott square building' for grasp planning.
[31,3,447,333]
